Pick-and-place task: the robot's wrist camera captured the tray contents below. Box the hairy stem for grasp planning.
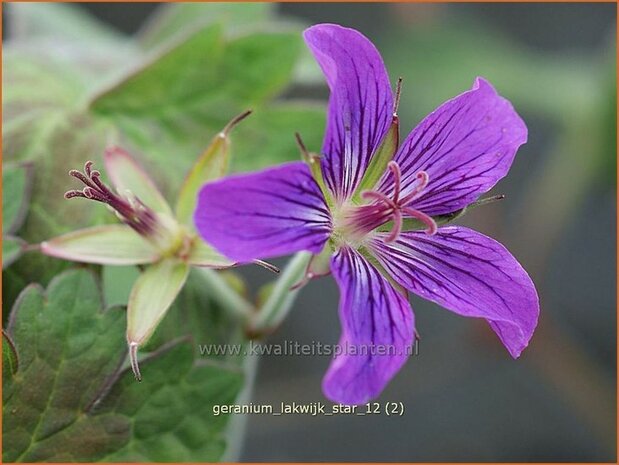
[196,268,255,322]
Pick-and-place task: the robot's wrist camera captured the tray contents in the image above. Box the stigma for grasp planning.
[340,161,437,243]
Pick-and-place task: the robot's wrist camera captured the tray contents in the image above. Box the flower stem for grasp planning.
[195,268,255,322]
[251,252,311,332]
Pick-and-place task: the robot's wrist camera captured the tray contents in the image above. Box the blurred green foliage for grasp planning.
[2,3,323,462]
[2,163,32,268]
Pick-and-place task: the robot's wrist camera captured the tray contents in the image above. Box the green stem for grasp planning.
[252,252,311,332]
[195,267,255,322]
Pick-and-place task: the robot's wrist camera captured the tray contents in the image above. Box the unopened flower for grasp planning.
[194,24,539,404]
[41,111,276,379]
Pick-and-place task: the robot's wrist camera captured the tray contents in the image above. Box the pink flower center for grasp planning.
[342,161,437,243]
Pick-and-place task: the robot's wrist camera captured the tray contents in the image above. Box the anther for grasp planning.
[64,160,160,239]
[64,190,86,199]
[84,160,94,176]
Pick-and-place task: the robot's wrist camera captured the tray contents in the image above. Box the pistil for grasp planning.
[65,161,182,253]
[340,161,437,244]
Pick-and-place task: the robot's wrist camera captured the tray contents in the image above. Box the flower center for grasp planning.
[65,161,184,254]
[336,161,437,244]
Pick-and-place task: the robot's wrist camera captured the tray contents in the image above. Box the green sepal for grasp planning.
[304,152,334,209]
[40,225,160,265]
[126,258,190,347]
[175,111,251,226]
[288,242,333,291]
[186,238,235,268]
[354,115,400,200]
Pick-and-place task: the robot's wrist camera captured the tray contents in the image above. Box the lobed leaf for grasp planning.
[3,268,244,462]
[3,269,128,462]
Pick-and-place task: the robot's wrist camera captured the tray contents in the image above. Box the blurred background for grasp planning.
[4,2,617,462]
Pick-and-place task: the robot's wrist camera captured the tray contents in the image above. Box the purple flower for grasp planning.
[194,24,539,404]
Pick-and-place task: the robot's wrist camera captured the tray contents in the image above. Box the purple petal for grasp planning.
[304,24,394,201]
[324,247,415,405]
[368,226,539,358]
[194,162,331,262]
[378,77,527,216]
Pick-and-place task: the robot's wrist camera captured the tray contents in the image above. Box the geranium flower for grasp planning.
[194,24,539,404]
[41,111,276,379]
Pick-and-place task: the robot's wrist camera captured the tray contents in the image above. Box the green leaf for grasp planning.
[2,162,32,234]
[97,342,244,462]
[90,27,307,186]
[102,265,140,308]
[41,225,160,266]
[2,52,86,124]
[127,259,190,347]
[17,115,115,243]
[7,2,125,46]
[3,268,245,462]
[220,31,302,103]
[2,236,26,269]
[2,329,19,381]
[139,3,274,50]
[90,24,225,118]
[231,101,326,173]
[3,269,128,462]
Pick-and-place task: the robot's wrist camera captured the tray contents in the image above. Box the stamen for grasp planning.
[361,190,397,209]
[384,209,403,243]
[84,160,93,177]
[64,189,86,199]
[64,161,161,239]
[69,169,98,190]
[402,207,437,235]
[400,170,429,205]
[343,162,436,242]
[83,187,107,202]
[388,161,402,203]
